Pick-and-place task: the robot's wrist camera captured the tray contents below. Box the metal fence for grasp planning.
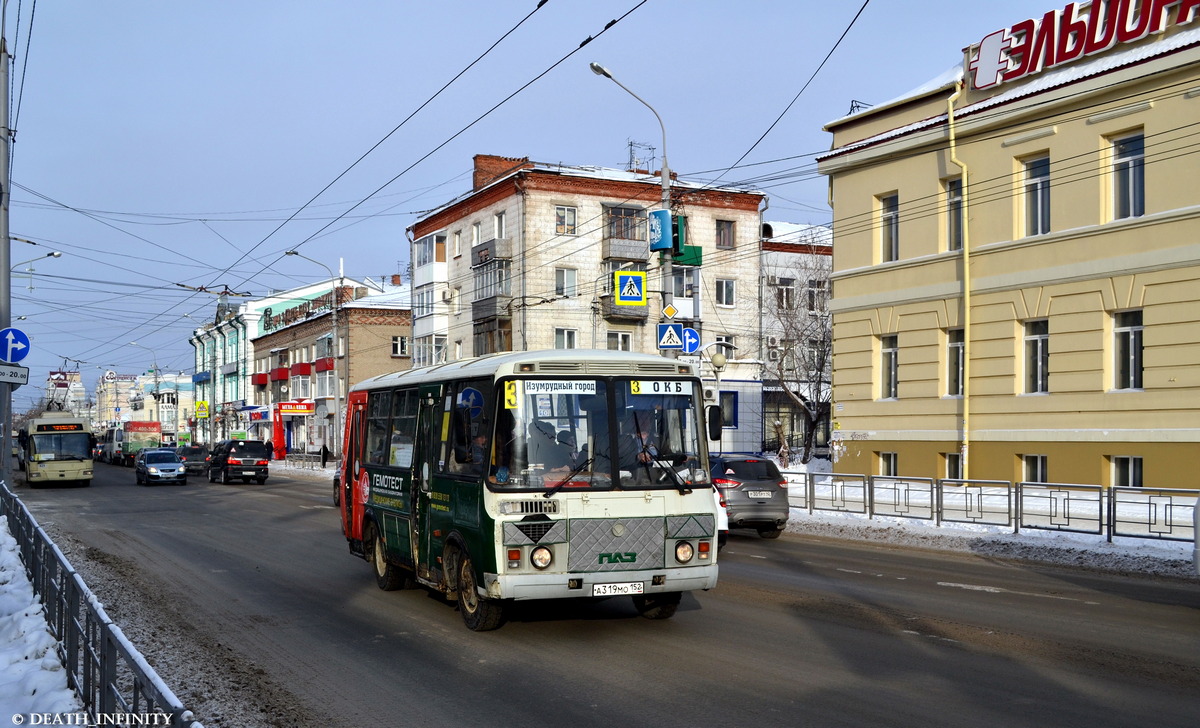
[0,481,204,728]
[785,471,1197,544]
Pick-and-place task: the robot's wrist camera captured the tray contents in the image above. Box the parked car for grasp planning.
[175,445,210,475]
[208,439,270,484]
[710,455,790,538]
[134,448,188,486]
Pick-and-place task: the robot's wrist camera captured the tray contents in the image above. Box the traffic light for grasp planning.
[672,215,687,256]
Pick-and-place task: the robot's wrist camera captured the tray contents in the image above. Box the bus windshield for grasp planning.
[31,432,92,461]
[489,377,708,492]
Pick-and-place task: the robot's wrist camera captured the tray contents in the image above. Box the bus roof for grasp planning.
[349,349,697,393]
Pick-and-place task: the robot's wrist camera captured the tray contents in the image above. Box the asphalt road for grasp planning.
[14,461,1200,728]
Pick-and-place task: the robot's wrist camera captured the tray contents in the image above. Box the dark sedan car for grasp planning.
[710,455,790,538]
[175,445,210,475]
[134,448,188,486]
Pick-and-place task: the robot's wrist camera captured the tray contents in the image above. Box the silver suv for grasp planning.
[710,456,789,538]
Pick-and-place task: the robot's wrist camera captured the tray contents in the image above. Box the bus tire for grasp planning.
[456,551,506,631]
[632,592,681,620]
[365,522,406,591]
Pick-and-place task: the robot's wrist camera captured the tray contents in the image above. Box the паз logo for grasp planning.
[599,552,637,564]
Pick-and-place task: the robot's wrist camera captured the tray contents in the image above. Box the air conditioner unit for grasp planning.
[768,349,781,362]
[767,276,780,286]
[441,289,454,302]
[702,387,717,402]
[767,335,780,348]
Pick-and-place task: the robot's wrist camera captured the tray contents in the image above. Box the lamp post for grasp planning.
[696,341,738,455]
[285,250,342,457]
[590,62,675,358]
[10,251,63,291]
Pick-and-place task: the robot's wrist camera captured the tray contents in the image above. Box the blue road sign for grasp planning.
[0,327,31,363]
[657,323,684,349]
[682,327,700,354]
[615,271,647,305]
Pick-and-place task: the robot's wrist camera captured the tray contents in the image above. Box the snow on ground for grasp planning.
[0,457,1195,723]
[0,521,82,718]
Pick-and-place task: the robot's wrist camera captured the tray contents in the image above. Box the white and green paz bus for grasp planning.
[337,349,722,630]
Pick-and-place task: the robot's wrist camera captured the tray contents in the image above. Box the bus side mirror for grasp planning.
[705,405,723,441]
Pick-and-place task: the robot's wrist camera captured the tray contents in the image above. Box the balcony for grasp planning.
[471,237,512,265]
[598,294,649,322]
[472,294,513,321]
[602,237,649,261]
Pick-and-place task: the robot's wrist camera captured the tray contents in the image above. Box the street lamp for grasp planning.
[590,61,676,358]
[696,341,738,455]
[10,251,63,292]
[285,250,342,457]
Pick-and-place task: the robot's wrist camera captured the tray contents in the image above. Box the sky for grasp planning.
[2,456,1193,722]
[2,0,1060,412]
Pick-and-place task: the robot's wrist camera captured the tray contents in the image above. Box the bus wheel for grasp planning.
[366,522,406,591]
[632,592,681,620]
[456,551,506,631]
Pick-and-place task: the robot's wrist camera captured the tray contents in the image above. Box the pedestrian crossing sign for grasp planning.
[614,271,647,305]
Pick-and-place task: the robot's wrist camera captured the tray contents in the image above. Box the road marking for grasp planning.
[938,582,1099,604]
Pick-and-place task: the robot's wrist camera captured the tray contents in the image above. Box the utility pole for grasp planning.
[1,33,13,487]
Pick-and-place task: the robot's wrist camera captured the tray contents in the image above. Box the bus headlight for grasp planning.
[675,541,695,563]
[531,546,553,570]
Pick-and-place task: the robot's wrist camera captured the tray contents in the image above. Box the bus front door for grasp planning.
[412,383,443,584]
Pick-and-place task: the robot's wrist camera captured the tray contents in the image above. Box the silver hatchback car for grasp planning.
[710,456,789,538]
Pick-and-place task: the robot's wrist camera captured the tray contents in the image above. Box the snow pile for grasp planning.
[0,522,82,718]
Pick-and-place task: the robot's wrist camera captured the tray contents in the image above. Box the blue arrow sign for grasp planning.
[682,327,701,354]
[0,327,31,363]
[657,323,684,349]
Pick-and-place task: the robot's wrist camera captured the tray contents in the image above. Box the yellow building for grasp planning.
[818,2,1200,487]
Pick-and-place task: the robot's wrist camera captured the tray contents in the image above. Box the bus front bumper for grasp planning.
[484,564,718,601]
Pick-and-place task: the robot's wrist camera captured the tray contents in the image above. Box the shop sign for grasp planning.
[278,400,316,415]
[969,0,1200,90]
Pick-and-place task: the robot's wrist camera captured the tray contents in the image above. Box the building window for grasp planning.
[1024,320,1049,393]
[880,334,898,399]
[413,335,447,368]
[1112,133,1145,220]
[290,374,311,399]
[1024,454,1048,483]
[715,334,735,350]
[774,276,795,309]
[945,177,963,251]
[879,193,899,262]
[316,369,336,399]
[471,221,482,246]
[413,285,435,318]
[494,211,506,239]
[391,336,409,357]
[556,206,577,235]
[1112,456,1143,487]
[719,391,738,428]
[555,268,577,297]
[673,267,699,299]
[473,259,511,300]
[554,328,577,349]
[1024,155,1050,236]
[715,278,736,307]
[879,452,898,476]
[606,206,646,241]
[947,328,964,397]
[715,219,735,249]
[601,261,647,294]
[453,230,462,257]
[806,278,829,312]
[944,452,962,480]
[1113,310,1143,390]
[606,331,632,351]
[414,233,444,268]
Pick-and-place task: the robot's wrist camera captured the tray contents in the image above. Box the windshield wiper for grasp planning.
[649,454,692,495]
[543,457,594,498]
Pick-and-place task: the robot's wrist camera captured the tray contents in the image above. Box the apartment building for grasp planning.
[408,154,770,452]
[817,1,1200,486]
